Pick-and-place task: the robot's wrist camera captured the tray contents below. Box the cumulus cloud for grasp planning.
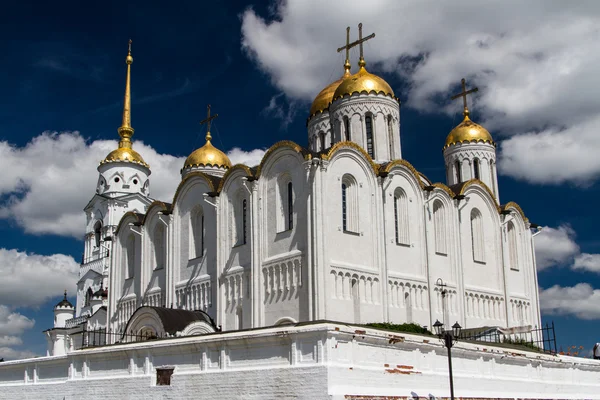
[0,305,36,359]
[0,132,265,238]
[572,253,600,273]
[227,147,266,167]
[0,249,79,308]
[540,283,600,320]
[241,0,600,184]
[534,225,580,271]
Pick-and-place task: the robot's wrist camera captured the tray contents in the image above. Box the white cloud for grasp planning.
[0,305,36,360]
[0,347,38,361]
[534,225,580,271]
[0,306,35,336]
[227,147,266,167]
[241,0,600,184]
[540,283,600,320]
[572,253,600,273]
[0,132,266,238]
[0,249,79,308]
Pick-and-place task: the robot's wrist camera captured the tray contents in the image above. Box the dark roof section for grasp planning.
[134,306,217,335]
[55,290,73,308]
[448,182,468,196]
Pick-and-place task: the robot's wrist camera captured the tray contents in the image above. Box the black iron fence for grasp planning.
[81,329,168,348]
[459,322,557,354]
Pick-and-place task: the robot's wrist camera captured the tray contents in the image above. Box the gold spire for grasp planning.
[444,78,494,149]
[100,40,148,168]
[118,39,134,149]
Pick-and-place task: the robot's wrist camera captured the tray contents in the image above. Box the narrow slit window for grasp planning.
[287,182,293,230]
[344,117,351,141]
[342,183,348,231]
[455,160,462,182]
[242,199,247,245]
[474,159,480,180]
[365,115,374,158]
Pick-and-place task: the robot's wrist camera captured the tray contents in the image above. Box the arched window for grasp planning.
[507,222,519,270]
[342,175,358,233]
[473,159,480,180]
[490,160,497,196]
[455,160,462,183]
[85,287,93,307]
[94,221,102,248]
[240,199,248,245]
[288,182,294,230]
[387,115,394,158]
[394,188,409,245]
[365,115,374,158]
[153,225,165,269]
[471,209,485,262]
[190,206,204,259]
[126,234,135,279]
[433,200,447,254]
[320,131,326,151]
[344,116,351,141]
[276,176,293,232]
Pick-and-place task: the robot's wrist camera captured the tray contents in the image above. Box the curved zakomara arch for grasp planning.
[381,159,425,189]
[456,179,499,209]
[325,144,379,189]
[217,164,255,192]
[419,172,432,187]
[322,141,380,175]
[180,321,217,336]
[115,212,144,235]
[255,140,307,178]
[431,182,455,198]
[171,171,216,206]
[274,317,298,326]
[460,185,502,226]
[122,306,164,340]
[501,201,529,223]
[141,201,170,225]
[256,144,306,181]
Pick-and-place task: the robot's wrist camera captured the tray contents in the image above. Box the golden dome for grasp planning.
[310,77,345,117]
[101,147,149,167]
[333,66,394,100]
[444,114,495,149]
[184,135,232,169]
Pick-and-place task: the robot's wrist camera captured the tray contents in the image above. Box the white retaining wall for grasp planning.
[0,322,599,400]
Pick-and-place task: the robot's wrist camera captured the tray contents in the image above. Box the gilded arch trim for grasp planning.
[171,172,216,206]
[456,179,500,209]
[380,159,425,189]
[142,201,171,225]
[430,182,455,198]
[501,201,529,222]
[217,164,255,192]
[115,212,144,235]
[255,141,306,178]
[321,141,380,175]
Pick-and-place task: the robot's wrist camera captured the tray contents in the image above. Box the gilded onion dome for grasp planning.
[444,112,495,149]
[184,132,232,169]
[100,40,149,168]
[309,68,352,117]
[333,65,394,101]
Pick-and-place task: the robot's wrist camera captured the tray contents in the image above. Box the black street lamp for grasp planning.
[433,320,462,400]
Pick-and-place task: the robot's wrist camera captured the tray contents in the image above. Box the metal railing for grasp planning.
[459,322,557,354]
[81,329,169,348]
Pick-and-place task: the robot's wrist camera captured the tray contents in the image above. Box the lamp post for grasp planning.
[433,320,462,400]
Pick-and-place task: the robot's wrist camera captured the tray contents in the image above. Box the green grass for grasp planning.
[365,322,432,335]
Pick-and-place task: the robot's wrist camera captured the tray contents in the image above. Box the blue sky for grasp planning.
[1,0,600,359]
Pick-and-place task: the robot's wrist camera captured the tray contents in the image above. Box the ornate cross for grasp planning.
[200,104,218,138]
[128,39,132,53]
[336,23,375,68]
[451,78,478,116]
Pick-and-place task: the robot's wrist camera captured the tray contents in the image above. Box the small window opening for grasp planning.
[133,179,138,185]
[473,159,480,180]
[365,115,374,158]
[156,367,174,386]
[114,177,120,183]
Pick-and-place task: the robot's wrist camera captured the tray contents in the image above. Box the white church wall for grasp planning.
[324,149,382,324]
[2,323,600,400]
[220,170,253,330]
[141,209,167,308]
[97,163,150,197]
[459,189,506,329]
[259,147,310,326]
[171,175,218,321]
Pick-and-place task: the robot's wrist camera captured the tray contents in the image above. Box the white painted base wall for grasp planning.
[1,322,599,400]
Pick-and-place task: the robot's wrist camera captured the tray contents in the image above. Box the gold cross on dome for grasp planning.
[451,78,479,117]
[200,104,218,140]
[336,23,375,69]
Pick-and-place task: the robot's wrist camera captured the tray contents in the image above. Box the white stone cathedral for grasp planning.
[45,35,541,357]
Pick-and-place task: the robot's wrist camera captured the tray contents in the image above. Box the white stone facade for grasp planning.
[2,323,600,400]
